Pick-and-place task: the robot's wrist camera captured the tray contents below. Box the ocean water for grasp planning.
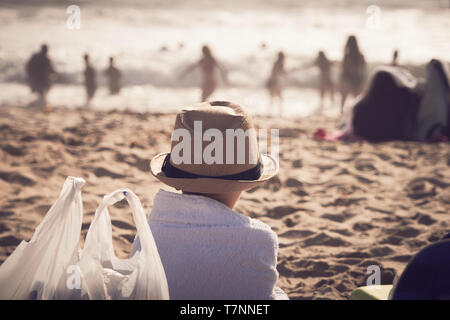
[0,0,449,116]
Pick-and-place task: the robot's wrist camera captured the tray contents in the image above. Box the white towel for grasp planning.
[132,189,288,300]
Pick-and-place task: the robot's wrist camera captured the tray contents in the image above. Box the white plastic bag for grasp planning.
[78,189,169,300]
[0,176,85,299]
[0,178,169,300]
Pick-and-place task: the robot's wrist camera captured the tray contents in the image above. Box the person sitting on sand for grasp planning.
[266,51,287,116]
[83,54,97,107]
[25,44,56,109]
[104,57,122,95]
[179,45,228,102]
[132,100,288,300]
[339,35,367,114]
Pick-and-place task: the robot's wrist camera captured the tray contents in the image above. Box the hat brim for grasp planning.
[150,152,279,193]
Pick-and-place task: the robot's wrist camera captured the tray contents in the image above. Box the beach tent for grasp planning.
[351,236,450,300]
[352,66,422,141]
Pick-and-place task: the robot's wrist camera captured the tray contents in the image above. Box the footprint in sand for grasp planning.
[427,230,449,242]
[336,251,371,259]
[285,178,303,188]
[0,210,14,217]
[278,259,349,279]
[285,178,309,196]
[389,254,413,263]
[1,144,25,157]
[323,197,365,207]
[369,246,394,257]
[0,222,10,233]
[34,205,51,215]
[406,177,448,200]
[267,205,299,219]
[354,159,377,172]
[292,159,302,168]
[414,213,437,226]
[93,167,127,179]
[31,165,56,179]
[336,258,360,265]
[321,212,355,223]
[352,222,374,232]
[283,217,297,227]
[0,235,21,246]
[0,171,36,186]
[8,195,43,205]
[380,235,403,245]
[115,152,151,172]
[375,153,391,161]
[279,229,314,238]
[302,232,351,247]
[386,226,421,238]
[330,228,353,237]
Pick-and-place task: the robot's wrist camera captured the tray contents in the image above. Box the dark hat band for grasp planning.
[161,153,262,181]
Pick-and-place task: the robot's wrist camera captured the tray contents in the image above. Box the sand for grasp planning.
[0,104,449,300]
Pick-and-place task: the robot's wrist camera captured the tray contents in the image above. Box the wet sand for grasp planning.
[0,104,449,299]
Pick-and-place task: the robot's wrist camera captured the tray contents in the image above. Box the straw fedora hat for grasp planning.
[150,101,279,193]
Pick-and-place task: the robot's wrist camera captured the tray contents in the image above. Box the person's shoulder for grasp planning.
[245,218,278,247]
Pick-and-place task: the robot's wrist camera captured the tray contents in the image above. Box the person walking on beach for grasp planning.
[179,45,228,102]
[104,57,122,95]
[25,44,56,110]
[266,51,287,116]
[132,100,288,300]
[339,35,367,113]
[83,54,97,107]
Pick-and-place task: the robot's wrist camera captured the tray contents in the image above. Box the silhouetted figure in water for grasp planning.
[83,54,97,106]
[291,50,335,113]
[266,51,287,116]
[26,44,56,109]
[391,50,399,67]
[180,45,228,102]
[339,35,367,113]
[314,51,335,112]
[104,57,122,95]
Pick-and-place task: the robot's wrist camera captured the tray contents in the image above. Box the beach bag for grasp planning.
[77,188,169,300]
[0,177,85,299]
[352,67,421,141]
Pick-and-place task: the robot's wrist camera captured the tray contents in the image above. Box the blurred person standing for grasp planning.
[391,50,399,67]
[314,51,335,112]
[180,45,228,102]
[25,44,56,110]
[339,35,367,114]
[266,51,287,116]
[104,57,122,95]
[83,54,97,107]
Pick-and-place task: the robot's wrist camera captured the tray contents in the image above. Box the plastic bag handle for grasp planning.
[87,189,157,260]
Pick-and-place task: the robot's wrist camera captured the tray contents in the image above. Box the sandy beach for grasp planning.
[0,103,448,299]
